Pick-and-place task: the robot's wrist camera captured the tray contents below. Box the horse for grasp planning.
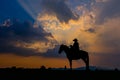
[58,44,89,70]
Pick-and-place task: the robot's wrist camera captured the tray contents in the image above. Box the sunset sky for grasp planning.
[0,0,120,69]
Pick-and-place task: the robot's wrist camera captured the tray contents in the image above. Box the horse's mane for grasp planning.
[62,44,88,53]
[62,44,69,48]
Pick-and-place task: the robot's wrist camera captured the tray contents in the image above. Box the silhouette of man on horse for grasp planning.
[58,38,89,70]
[70,38,80,54]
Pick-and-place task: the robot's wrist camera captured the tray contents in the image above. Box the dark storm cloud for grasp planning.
[0,19,54,56]
[40,0,79,23]
[0,42,39,56]
[96,0,120,24]
[0,20,52,42]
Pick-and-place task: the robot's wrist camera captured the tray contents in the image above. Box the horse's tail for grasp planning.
[86,52,89,70]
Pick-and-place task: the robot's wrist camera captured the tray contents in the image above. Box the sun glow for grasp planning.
[37,12,95,46]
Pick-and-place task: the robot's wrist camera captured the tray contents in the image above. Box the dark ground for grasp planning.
[0,68,119,80]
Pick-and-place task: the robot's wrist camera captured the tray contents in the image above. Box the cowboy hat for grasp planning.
[73,38,78,41]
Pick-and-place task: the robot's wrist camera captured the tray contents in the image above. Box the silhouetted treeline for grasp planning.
[0,65,119,71]
[0,66,120,80]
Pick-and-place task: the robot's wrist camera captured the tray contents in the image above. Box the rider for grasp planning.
[70,38,80,53]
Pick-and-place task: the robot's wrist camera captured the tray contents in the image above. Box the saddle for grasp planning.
[70,46,80,55]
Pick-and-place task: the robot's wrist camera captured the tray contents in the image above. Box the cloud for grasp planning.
[42,45,65,58]
[95,0,120,24]
[95,17,120,54]
[0,19,57,56]
[40,0,79,23]
[86,0,120,55]
[0,0,95,57]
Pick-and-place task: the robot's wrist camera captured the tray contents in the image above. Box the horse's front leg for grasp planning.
[83,58,89,71]
[69,60,72,69]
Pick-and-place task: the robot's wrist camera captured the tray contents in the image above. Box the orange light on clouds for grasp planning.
[37,12,95,45]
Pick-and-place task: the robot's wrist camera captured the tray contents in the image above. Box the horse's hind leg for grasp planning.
[86,60,89,71]
[83,58,89,71]
[85,57,89,71]
[69,60,72,70]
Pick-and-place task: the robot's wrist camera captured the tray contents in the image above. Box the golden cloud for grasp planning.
[37,12,95,45]
[15,39,55,53]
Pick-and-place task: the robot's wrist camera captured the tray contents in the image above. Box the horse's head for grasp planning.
[58,44,65,54]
